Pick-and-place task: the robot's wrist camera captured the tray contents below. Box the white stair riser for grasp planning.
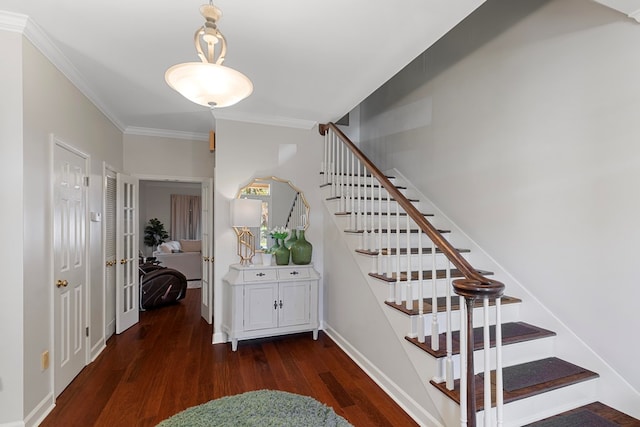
[373,252,471,273]
[345,231,451,250]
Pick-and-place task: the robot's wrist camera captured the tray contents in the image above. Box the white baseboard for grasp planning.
[323,324,444,427]
[23,391,54,427]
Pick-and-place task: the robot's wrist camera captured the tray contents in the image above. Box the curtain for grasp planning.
[171,194,202,240]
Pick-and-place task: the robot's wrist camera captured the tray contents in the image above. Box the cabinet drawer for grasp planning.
[243,269,277,282]
[278,267,310,280]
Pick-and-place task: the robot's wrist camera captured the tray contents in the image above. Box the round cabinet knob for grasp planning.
[120,259,127,265]
[56,279,68,288]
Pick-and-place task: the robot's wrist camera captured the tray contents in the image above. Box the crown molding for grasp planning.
[0,10,28,32]
[0,11,126,132]
[214,109,318,130]
[124,126,209,142]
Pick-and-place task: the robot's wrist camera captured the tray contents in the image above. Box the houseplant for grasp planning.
[144,218,169,251]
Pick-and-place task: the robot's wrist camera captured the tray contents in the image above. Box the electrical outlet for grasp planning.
[41,351,49,371]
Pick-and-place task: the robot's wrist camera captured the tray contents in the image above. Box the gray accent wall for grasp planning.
[356,0,640,393]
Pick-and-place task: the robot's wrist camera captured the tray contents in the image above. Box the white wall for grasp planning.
[123,133,214,178]
[0,29,25,425]
[358,0,640,392]
[20,35,123,424]
[213,120,324,344]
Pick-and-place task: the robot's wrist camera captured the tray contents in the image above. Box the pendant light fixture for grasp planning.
[165,2,253,109]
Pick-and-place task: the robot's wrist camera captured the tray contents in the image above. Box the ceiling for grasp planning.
[0,0,490,139]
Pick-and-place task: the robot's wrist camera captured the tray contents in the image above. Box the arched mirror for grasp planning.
[236,177,309,251]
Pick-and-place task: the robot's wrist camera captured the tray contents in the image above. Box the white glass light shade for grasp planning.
[230,198,262,228]
[165,62,253,108]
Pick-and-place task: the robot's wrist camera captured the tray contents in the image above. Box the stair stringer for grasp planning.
[386,168,640,421]
[321,195,447,426]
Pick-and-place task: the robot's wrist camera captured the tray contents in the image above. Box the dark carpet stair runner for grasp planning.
[430,357,599,412]
[405,321,556,358]
[326,174,640,424]
[524,402,640,427]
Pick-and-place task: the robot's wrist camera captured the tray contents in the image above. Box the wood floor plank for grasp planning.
[41,289,417,426]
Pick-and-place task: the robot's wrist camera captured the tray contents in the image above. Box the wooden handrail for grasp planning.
[320,122,504,298]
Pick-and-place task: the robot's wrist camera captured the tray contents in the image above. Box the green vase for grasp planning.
[274,239,290,265]
[284,229,297,249]
[291,229,312,265]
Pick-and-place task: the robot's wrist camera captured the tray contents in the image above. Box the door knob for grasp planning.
[56,279,68,288]
[120,259,127,265]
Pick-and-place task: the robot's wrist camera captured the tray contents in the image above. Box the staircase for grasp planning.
[319,123,640,427]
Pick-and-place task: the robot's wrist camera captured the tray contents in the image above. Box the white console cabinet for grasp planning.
[222,264,320,351]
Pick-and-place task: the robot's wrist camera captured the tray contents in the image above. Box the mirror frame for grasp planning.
[234,176,310,251]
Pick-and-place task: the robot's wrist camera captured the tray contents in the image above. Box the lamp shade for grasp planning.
[230,198,262,228]
[165,62,253,108]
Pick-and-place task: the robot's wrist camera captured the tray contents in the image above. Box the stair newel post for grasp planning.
[483,298,492,427]
[417,225,425,343]
[445,260,454,390]
[464,295,477,427]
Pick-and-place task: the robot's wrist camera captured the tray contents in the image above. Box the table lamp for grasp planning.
[230,198,262,265]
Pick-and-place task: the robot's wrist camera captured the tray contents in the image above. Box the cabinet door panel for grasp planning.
[244,284,278,331]
[279,282,310,327]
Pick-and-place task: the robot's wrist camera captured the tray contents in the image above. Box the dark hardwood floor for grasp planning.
[42,289,418,426]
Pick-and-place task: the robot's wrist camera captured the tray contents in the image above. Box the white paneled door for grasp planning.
[201,178,213,323]
[53,140,88,396]
[115,173,139,333]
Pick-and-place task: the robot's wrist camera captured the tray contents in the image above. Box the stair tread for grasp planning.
[430,357,599,411]
[346,228,450,234]
[326,195,419,202]
[523,401,640,426]
[385,294,521,316]
[405,321,556,358]
[335,211,433,217]
[357,247,470,256]
[319,172,396,179]
[371,268,493,283]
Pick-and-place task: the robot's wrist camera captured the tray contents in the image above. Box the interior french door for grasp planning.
[115,173,139,333]
[201,178,214,323]
[53,139,88,396]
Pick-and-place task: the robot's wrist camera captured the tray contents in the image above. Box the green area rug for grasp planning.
[157,390,353,426]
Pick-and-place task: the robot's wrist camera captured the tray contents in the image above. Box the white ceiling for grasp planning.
[0,0,489,139]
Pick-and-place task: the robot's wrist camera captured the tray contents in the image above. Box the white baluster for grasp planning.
[395,201,402,304]
[339,143,345,213]
[460,299,468,427]
[386,188,391,279]
[446,260,454,390]
[350,152,356,230]
[331,132,337,198]
[483,298,492,427]
[405,213,412,311]
[417,227,425,344]
[378,180,383,274]
[496,297,504,427]
[362,169,369,250]
[431,241,440,351]
[322,130,328,185]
